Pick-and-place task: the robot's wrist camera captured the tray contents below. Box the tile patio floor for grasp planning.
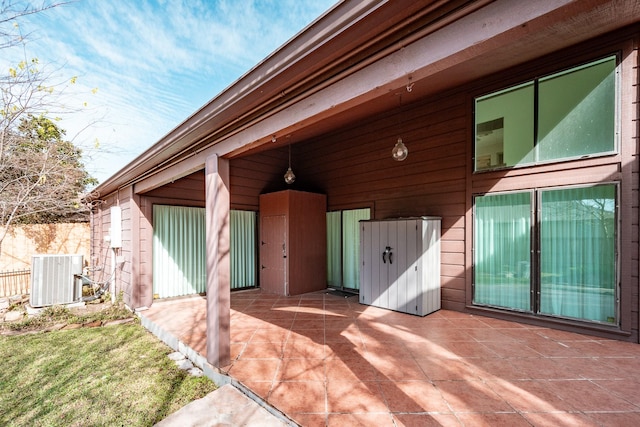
[141,289,640,426]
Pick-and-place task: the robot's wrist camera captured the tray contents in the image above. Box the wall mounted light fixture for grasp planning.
[284,144,296,184]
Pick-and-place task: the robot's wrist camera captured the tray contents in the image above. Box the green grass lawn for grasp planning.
[0,324,217,427]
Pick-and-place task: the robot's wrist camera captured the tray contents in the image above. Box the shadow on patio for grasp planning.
[140,289,640,427]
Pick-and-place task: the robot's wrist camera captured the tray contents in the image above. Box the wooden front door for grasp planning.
[260,215,286,294]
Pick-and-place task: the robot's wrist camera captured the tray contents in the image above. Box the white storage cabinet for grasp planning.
[359,217,441,316]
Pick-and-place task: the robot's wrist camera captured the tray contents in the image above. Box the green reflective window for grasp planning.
[475,83,534,170]
[539,185,616,323]
[153,205,207,298]
[474,56,616,171]
[230,210,257,289]
[473,184,618,324]
[538,57,616,161]
[473,192,532,311]
[326,208,370,290]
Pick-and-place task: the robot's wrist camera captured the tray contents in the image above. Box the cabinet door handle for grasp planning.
[389,250,393,264]
[382,246,392,264]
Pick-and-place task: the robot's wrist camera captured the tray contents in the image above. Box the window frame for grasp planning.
[473,54,619,173]
[472,182,620,326]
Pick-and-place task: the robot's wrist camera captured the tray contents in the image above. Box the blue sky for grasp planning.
[3,0,336,184]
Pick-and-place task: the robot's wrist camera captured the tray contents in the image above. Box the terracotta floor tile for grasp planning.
[446,318,494,329]
[278,358,325,381]
[269,381,327,414]
[365,355,429,381]
[508,357,576,380]
[439,341,501,358]
[523,338,583,357]
[563,356,627,380]
[455,412,534,427]
[227,358,280,382]
[461,327,519,342]
[325,341,367,360]
[594,379,640,406]
[415,328,475,343]
[586,412,640,427]
[405,340,456,359]
[230,327,256,343]
[289,328,325,343]
[486,379,575,412]
[415,356,479,381]
[378,380,451,413]
[324,326,361,343]
[358,328,408,345]
[291,413,327,427]
[239,340,284,359]
[327,413,395,427]
[595,340,640,356]
[435,380,512,412]
[325,357,378,382]
[283,337,327,359]
[363,340,414,359]
[549,379,639,411]
[242,380,273,400]
[141,293,640,427]
[229,342,245,361]
[522,412,601,427]
[326,381,388,414]
[324,317,357,329]
[292,318,325,329]
[393,413,462,427]
[479,340,543,358]
[250,327,290,343]
[600,357,640,381]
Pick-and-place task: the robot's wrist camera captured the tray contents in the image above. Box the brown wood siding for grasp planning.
[271,92,469,311]
[143,172,205,202]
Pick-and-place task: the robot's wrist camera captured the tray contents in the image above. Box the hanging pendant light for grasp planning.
[392,137,408,161]
[284,144,296,184]
[392,93,408,161]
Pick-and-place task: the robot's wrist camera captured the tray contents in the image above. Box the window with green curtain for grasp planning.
[539,185,616,323]
[474,192,532,311]
[326,208,370,290]
[473,184,618,324]
[153,205,206,298]
[474,55,616,171]
[326,211,342,288]
[230,210,257,289]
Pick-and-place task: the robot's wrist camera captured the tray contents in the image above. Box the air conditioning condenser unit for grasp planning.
[30,254,83,307]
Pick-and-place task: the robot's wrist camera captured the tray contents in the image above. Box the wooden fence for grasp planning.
[0,269,30,298]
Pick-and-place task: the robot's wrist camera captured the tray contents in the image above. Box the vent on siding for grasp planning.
[30,254,83,307]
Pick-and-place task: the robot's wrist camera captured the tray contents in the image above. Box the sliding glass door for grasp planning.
[474,192,532,311]
[153,206,257,298]
[539,186,616,322]
[327,208,370,290]
[473,184,617,324]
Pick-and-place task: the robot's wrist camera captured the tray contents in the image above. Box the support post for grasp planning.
[204,154,231,367]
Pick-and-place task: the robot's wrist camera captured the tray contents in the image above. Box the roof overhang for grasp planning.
[92,0,640,197]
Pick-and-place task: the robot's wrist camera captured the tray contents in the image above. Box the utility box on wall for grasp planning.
[359,217,441,316]
[259,190,327,296]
